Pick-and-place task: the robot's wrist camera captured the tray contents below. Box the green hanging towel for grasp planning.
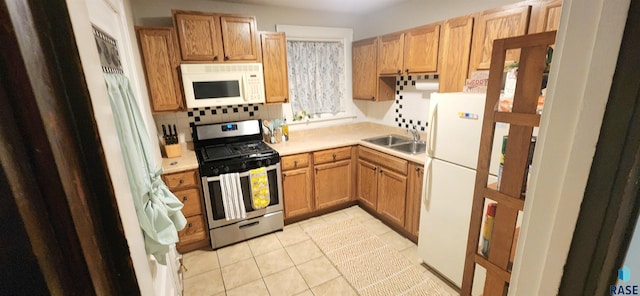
[104,73,187,264]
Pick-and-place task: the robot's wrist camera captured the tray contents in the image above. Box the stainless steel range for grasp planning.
[193,119,283,249]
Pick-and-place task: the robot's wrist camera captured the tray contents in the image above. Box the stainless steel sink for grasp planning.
[362,134,412,146]
[362,134,427,155]
[389,141,427,155]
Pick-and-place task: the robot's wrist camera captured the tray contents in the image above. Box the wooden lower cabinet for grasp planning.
[162,169,209,253]
[405,163,424,237]
[377,168,407,227]
[356,159,378,210]
[282,166,313,218]
[314,159,352,209]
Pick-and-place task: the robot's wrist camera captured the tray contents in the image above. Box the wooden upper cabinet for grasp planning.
[469,4,531,74]
[173,11,258,62]
[378,32,405,75]
[135,27,184,113]
[261,32,289,104]
[174,12,223,61]
[529,0,562,34]
[352,37,378,101]
[438,15,474,93]
[403,23,440,74]
[219,15,258,61]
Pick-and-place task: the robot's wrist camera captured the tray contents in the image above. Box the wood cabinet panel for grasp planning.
[352,37,378,101]
[357,159,378,210]
[220,15,258,61]
[438,15,474,93]
[163,170,198,189]
[529,0,562,34]
[135,27,184,113]
[314,160,352,209]
[178,214,208,245]
[281,153,310,170]
[282,167,313,218]
[174,13,222,61]
[174,188,202,217]
[469,4,531,74]
[261,32,289,104]
[404,23,440,74]
[377,168,407,227]
[378,33,405,75]
[405,163,423,237]
[314,146,352,164]
[359,146,408,175]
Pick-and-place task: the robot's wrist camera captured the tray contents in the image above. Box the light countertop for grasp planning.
[267,122,429,165]
[160,122,429,174]
[161,143,199,174]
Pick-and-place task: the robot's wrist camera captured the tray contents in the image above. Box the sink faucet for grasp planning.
[409,125,420,142]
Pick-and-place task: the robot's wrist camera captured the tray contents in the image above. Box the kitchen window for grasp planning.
[276,25,354,122]
[286,40,345,115]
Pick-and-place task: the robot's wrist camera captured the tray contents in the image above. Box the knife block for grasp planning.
[164,143,182,158]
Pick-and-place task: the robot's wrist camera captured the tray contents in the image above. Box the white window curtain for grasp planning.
[286,40,345,115]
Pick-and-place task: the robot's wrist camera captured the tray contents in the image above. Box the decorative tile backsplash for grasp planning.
[153,104,283,143]
[394,74,438,132]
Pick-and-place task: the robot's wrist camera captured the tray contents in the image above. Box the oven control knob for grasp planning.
[257,160,263,167]
[224,166,230,173]
[265,159,271,166]
[241,163,247,169]
[212,167,219,175]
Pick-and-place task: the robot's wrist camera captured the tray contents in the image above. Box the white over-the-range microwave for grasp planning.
[180,63,266,108]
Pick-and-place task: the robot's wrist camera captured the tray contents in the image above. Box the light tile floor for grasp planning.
[182,206,459,296]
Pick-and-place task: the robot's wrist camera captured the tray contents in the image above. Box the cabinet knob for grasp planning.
[294,160,298,167]
[405,68,409,73]
[283,173,287,177]
[315,167,318,174]
[379,169,383,173]
[416,167,421,172]
[284,98,288,103]
[188,223,193,228]
[179,179,185,184]
[224,56,230,61]
[397,69,401,75]
[371,96,375,101]
[373,166,377,171]
[182,196,188,202]
[213,55,218,61]
[332,153,336,160]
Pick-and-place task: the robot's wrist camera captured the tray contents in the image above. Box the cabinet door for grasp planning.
[352,37,378,101]
[469,4,531,74]
[405,163,423,237]
[356,159,378,210]
[378,32,405,75]
[220,15,258,61]
[174,13,223,61]
[403,23,440,74]
[282,167,313,218]
[261,32,289,104]
[377,167,407,227]
[314,160,352,209]
[136,27,184,112]
[438,15,474,93]
[529,0,562,34]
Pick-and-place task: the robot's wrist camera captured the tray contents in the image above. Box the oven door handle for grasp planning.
[204,163,279,182]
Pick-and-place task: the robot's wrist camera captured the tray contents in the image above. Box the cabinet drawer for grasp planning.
[359,146,408,175]
[174,188,203,217]
[281,153,310,170]
[313,146,352,164]
[164,170,198,190]
[178,214,207,245]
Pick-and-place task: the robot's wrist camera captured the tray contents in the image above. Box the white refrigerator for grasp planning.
[417,92,508,292]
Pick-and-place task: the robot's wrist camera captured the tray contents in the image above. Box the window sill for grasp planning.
[288,114,357,126]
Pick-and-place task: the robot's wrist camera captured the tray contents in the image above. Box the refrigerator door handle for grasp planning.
[427,103,438,156]
[422,157,433,209]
